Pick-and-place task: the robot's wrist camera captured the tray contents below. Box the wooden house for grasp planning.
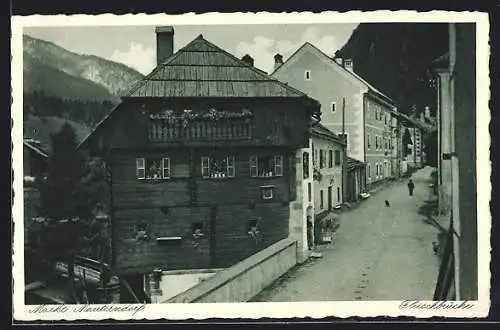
[23,138,48,179]
[79,27,320,282]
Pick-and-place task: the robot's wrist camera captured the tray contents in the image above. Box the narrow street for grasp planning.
[254,167,440,302]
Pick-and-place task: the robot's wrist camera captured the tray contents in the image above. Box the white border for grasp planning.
[12,11,491,321]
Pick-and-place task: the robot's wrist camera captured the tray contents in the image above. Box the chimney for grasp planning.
[242,54,254,67]
[155,26,174,65]
[274,53,283,71]
[334,57,343,65]
[343,58,353,71]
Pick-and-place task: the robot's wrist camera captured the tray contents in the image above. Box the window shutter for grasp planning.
[201,157,210,178]
[227,156,235,178]
[162,158,170,179]
[136,158,145,179]
[249,156,258,177]
[274,155,283,176]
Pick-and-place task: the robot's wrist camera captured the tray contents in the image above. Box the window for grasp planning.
[329,150,333,168]
[151,272,161,290]
[367,163,371,178]
[327,186,333,210]
[134,222,149,241]
[331,102,336,113]
[305,70,311,80]
[334,150,341,166]
[249,155,283,177]
[375,136,379,150]
[367,134,371,149]
[337,187,341,202]
[136,157,170,180]
[201,156,235,179]
[384,113,387,124]
[312,144,317,166]
[308,183,312,202]
[260,185,274,200]
[319,150,325,169]
[247,218,260,235]
[192,222,204,238]
[320,190,324,209]
[303,152,310,179]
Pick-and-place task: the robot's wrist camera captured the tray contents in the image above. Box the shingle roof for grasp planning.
[125,35,309,99]
[346,156,364,170]
[311,122,346,145]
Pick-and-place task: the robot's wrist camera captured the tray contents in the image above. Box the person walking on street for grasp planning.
[408,179,415,196]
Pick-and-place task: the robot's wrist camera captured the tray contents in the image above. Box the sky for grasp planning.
[23,24,359,74]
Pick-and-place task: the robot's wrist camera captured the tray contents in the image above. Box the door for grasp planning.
[327,186,332,211]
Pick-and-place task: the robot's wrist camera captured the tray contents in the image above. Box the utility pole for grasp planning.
[341,97,348,202]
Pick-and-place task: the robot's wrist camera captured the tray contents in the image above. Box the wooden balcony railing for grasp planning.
[149,119,254,142]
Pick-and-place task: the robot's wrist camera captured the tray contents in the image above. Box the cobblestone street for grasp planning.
[253,167,440,302]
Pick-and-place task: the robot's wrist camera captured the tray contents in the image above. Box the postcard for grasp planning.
[12,11,491,321]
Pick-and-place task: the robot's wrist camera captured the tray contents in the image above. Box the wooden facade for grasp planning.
[80,32,319,275]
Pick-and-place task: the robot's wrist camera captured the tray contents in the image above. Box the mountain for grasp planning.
[338,23,448,115]
[22,34,145,152]
[23,34,144,100]
[23,52,115,102]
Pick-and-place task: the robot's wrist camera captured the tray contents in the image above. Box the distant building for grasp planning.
[23,138,48,179]
[345,156,366,202]
[79,27,320,301]
[311,122,346,212]
[271,43,397,190]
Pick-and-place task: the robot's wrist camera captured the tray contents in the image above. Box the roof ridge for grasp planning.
[191,36,307,97]
[124,36,211,97]
[127,34,309,99]
[276,42,395,105]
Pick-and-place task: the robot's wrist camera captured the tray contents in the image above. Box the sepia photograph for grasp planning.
[12,11,490,321]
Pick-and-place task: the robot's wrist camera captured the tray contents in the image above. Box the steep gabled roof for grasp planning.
[125,35,309,99]
[78,34,320,152]
[311,122,346,145]
[272,42,396,107]
[346,156,365,170]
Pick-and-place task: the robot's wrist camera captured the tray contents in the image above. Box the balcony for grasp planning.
[148,109,254,142]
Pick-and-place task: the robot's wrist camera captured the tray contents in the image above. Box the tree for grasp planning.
[34,123,104,303]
